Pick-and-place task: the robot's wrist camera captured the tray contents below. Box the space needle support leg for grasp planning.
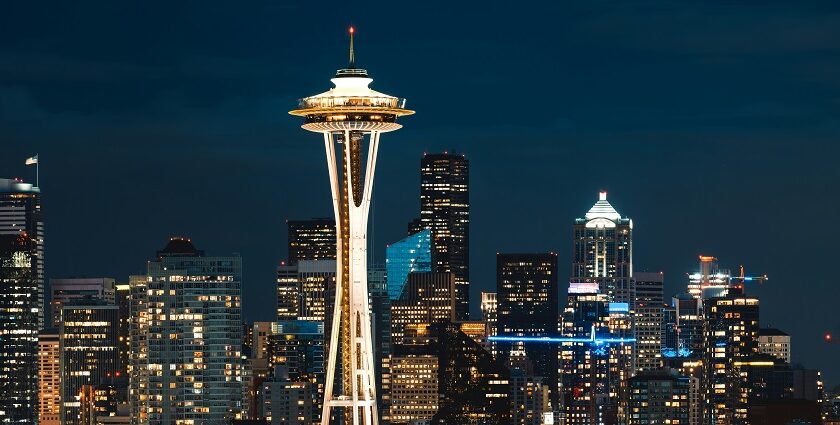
[322,132,343,425]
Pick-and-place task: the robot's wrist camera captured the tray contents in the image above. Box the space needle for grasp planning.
[289,27,414,425]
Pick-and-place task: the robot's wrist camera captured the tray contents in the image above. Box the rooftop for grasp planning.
[0,178,39,194]
[584,192,622,221]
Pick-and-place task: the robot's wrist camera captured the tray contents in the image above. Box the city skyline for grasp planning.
[3,0,840,400]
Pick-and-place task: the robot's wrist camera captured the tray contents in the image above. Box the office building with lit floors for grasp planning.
[390,272,456,345]
[560,283,634,425]
[386,355,440,424]
[419,152,470,320]
[39,328,61,425]
[627,369,691,424]
[703,295,760,424]
[495,253,558,409]
[0,178,43,423]
[60,303,120,425]
[287,218,336,265]
[129,238,244,424]
[633,272,664,372]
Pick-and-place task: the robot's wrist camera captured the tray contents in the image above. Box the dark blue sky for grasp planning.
[3,1,839,385]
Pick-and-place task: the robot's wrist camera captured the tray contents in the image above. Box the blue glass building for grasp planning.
[386,229,432,300]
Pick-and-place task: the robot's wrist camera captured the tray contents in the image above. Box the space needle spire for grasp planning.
[289,27,414,425]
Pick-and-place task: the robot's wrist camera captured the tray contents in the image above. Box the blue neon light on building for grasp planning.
[386,229,432,300]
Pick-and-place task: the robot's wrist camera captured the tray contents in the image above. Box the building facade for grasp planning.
[286,218,336,265]
[60,304,119,425]
[129,238,244,424]
[495,253,558,408]
[560,288,634,425]
[758,328,791,364]
[39,328,61,425]
[703,295,760,424]
[633,272,664,372]
[50,277,116,327]
[419,152,470,320]
[627,369,691,424]
[390,272,456,346]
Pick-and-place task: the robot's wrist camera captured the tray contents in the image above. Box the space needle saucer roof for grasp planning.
[289,27,414,133]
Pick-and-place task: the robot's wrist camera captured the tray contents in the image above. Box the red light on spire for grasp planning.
[349,26,355,34]
[826,332,833,343]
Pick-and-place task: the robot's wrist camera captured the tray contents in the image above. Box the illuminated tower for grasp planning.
[289,28,414,425]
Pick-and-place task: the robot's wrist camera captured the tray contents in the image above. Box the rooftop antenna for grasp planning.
[348,26,355,68]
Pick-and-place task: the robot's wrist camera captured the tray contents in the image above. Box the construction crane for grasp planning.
[730,264,768,290]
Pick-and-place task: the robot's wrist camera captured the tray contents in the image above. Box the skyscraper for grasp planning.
[419,152,470,320]
[60,303,119,425]
[288,27,415,424]
[560,286,634,425]
[495,253,558,407]
[50,277,116,327]
[572,191,633,303]
[0,177,43,423]
[38,328,61,425]
[287,218,337,266]
[633,271,664,372]
[129,238,244,424]
[276,260,336,322]
[385,229,432,300]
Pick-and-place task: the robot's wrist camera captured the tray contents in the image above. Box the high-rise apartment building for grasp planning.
[703,295,760,424]
[495,253,558,406]
[633,271,664,372]
[60,304,119,425]
[572,192,633,303]
[129,238,244,424]
[39,328,61,425]
[287,218,336,265]
[758,328,791,364]
[419,152,470,320]
[385,229,432,300]
[0,177,43,423]
[50,277,116,327]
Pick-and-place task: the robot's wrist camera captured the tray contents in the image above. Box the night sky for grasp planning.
[3,1,839,385]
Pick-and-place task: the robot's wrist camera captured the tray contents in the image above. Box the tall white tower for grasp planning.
[289,27,414,425]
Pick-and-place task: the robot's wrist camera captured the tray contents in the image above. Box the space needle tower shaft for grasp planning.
[289,27,414,425]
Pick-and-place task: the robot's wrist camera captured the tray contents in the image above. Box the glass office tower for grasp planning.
[385,229,432,300]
